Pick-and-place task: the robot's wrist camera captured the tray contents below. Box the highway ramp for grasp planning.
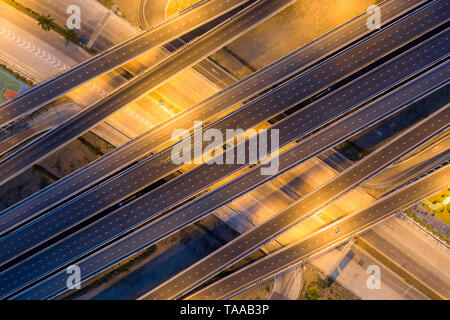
[141,102,450,299]
[0,0,252,127]
[0,0,425,241]
[3,46,448,300]
[0,0,295,186]
[186,164,450,300]
[0,1,445,269]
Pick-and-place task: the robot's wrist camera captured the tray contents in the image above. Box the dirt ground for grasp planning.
[0,131,114,211]
[166,0,199,17]
[0,165,56,211]
[39,131,115,178]
[96,0,139,25]
[210,0,377,79]
[231,279,274,300]
[298,263,360,300]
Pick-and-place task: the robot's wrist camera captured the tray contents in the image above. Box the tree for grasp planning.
[63,29,79,43]
[37,14,54,31]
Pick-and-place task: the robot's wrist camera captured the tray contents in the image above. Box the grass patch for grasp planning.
[422,189,450,225]
[0,63,33,87]
[0,69,23,104]
[306,287,320,300]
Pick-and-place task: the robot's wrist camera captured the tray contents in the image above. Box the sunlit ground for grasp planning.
[422,188,450,225]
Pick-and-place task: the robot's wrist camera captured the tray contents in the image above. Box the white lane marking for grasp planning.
[0,25,71,70]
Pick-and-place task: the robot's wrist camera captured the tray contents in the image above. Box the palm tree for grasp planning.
[37,14,54,31]
[63,29,79,43]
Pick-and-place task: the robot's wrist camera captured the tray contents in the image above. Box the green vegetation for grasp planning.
[406,209,448,243]
[0,62,33,87]
[299,264,359,300]
[306,287,320,300]
[37,14,54,31]
[2,0,97,53]
[422,190,450,225]
[62,29,79,43]
[0,69,23,104]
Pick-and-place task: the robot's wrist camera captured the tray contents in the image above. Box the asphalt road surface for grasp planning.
[1,22,447,273]
[0,1,444,270]
[0,104,81,157]
[141,101,450,300]
[0,0,423,241]
[0,0,295,186]
[1,43,447,300]
[0,0,251,127]
[364,134,450,190]
[2,18,446,276]
[12,59,448,301]
[186,165,450,300]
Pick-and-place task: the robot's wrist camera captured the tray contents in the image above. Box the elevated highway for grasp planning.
[11,60,448,301]
[141,103,450,299]
[0,0,252,127]
[0,2,445,268]
[0,0,427,239]
[187,164,450,300]
[1,45,448,299]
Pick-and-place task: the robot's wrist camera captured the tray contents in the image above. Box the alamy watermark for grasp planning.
[171,122,280,176]
[366,265,381,289]
[66,5,81,30]
[66,264,81,290]
[367,5,382,30]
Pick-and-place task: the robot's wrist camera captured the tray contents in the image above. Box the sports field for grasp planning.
[0,69,23,104]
